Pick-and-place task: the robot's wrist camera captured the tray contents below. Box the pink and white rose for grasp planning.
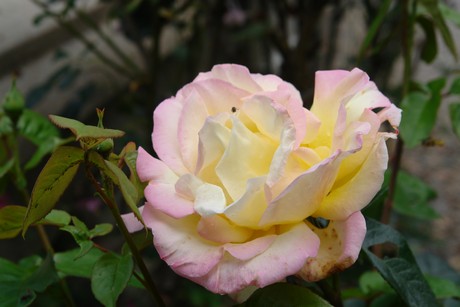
[127,64,401,296]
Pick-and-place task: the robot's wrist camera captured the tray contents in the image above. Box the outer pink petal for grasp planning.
[152,98,189,174]
[259,151,343,227]
[182,79,249,115]
[224,235,277,261]
[122,205,145,233]
[177,89,209,171]
[194,64,262,93]
[191,222,319,294]
[313,137,388,220]
[144,183,194,218]
[298,211,366,281]
[136,147,178,183]
[144,205,223,278]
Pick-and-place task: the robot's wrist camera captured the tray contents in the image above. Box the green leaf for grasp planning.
[17,110,59,145]
[416,16,438,63]
[391,171,439,220]
[448,77,460,95]
[87,151,144,227]
[440,3,460,28]
[24,254,58,293]
[0,158,15,179]
[359,271,394,296]
[104,160,144,226]
[36,209,72,227]
[0,113,13,136]
[449,103,460,139]
[121,143,146,202]
[362,218,438,307]
[425,275,460,299]
[358,0,392,60]
[22,146,84,236]
[420,0,458,60]
[242,283,332,306]
[49,114,125,141]
[54,248,105,278]
[88,223,113,238]
[91,253,134,307]
[0,254,58,307]
[0,257,32,307]
[2,80,25,123]
[0,205,26,239]
[400,78,446,148]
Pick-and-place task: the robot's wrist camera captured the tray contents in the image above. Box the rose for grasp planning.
[126,64,401,296]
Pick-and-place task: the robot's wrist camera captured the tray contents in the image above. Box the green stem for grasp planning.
[84,159,165,307]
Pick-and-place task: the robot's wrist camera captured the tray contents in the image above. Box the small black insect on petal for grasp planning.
[306,216,330,229]
[231,106,237,113]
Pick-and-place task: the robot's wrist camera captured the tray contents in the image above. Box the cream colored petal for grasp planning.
[197,214,253,243]
[194,183,227,217]
[298,211,366,281]
[313,137,388,220]
[195,114,231,171]
[224,176,268,228]
[216,117,277,201]
[241,95,291,142]
[259,151,343,227]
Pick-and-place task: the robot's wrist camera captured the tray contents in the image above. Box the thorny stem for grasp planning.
[84,158,165,307]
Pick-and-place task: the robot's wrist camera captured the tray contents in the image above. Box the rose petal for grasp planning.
[152,97,189,174]
[216,117,277,201]
[197,214,253,243]
[195,64,262,93]
[224,176,268,228]
[136,147,178,183]
[178,89,209,171]
[145,183,195,218]
[195,114,232,177]
[121,205,145,233]
[298,211,366,281]
[191,222,319,294]
[224,234,276,260]
[144,205,223,278]
[313,137,388,220]
[310,68,373,147]
[183,79,248,115]
[194,183,227,216]
[241,95,291,143]
[259,151,343,227]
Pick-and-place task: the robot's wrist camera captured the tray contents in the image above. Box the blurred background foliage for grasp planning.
[1,0,460,306]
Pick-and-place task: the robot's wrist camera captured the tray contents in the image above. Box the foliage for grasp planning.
[1,0,460,306]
